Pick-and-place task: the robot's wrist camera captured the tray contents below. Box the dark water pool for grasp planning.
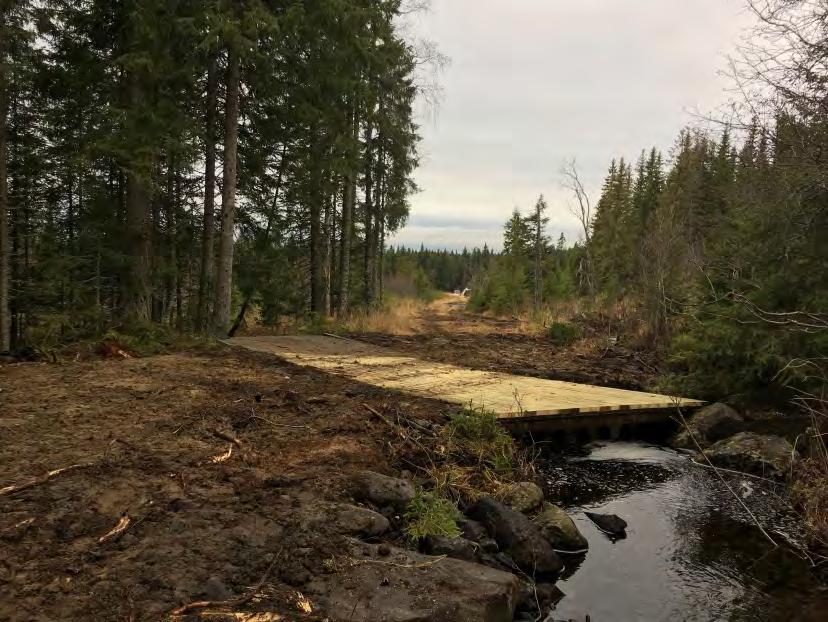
[536,441,828,622]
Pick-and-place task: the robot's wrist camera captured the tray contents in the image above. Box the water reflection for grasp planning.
[537,441,827,622]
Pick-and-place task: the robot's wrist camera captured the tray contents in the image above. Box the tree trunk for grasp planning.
[378,202,386,303]
[309,138,325,315]
[120,72,152,322]
[337,100,358,316]
[372,140,385,301]
[124,166,152,323]
[197,53,218,330]
[164,157,177,324]
[0,52,9,352]
[534,205,542,311]
[213,49,241,335]
[363,122,375,307]
[321,187,333,316]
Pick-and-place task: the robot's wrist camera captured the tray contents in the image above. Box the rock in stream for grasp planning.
[467,497,563,575]
[534,503,588,552]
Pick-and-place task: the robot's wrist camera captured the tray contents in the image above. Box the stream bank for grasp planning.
[536,440,828,621]
[2,339,825,621]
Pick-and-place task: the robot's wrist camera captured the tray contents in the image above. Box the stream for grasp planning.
[535,441,827,621]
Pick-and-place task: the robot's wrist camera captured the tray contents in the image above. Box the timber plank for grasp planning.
[227,335,704,419]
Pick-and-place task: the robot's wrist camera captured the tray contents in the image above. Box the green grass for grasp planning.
[404,491,462,543]
[100,322,212,357]
[546,321,580,345]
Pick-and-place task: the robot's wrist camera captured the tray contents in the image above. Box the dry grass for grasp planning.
[793,456,828,549]
[425,463,508,503]
[340,297,426,335]
[791,394,828,551]
[511,296,641,337]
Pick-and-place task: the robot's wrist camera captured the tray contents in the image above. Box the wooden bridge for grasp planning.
[228,335,703,433]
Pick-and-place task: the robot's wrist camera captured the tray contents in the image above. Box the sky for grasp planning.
[389,0,754,251]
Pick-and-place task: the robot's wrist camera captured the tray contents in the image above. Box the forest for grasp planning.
[1,1,827,620]
[419,117,826,401]
[383,0,827,407]
[0,0,423,351]
[3,1,824,405]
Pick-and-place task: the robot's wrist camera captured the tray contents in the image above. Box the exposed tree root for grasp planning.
[98,515,131,544]
[169,559,278,617]
[0,463,91,498]
[212,428,243,446]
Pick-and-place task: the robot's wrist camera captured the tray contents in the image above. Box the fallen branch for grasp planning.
[210,446,234,464]
[345,554,447,570]
[212,428,243,447]
[363,403,393,427]
[671,400,778,547]
[0,463,91,498]
[169,557,278,617]
[0,517,35,540]
[249,411,311,430]
[98,515,131,544]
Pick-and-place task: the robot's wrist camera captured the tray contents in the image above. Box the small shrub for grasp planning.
[546,321,580,345]
[303,312,332,335]
[103,323,177,356]
[445,406,515,473]
[404,491,462,543]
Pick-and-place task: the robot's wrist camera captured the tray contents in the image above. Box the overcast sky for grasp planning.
[389,0,754,251]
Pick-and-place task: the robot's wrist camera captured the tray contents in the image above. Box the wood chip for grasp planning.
[211,445,233,463]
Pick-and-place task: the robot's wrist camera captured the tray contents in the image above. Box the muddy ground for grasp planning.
[0,299,672,621]
[0,345,464,621]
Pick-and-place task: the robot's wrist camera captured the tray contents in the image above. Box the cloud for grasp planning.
[400,0,753,251]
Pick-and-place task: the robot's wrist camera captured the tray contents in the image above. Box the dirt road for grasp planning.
[354,293,660,391]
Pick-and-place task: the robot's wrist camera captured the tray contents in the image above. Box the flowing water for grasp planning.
[536,441,827,622]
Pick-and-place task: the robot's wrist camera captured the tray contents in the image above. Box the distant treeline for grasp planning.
[387,104,826,400]
[383,234,583,307]
[445,117,825,399]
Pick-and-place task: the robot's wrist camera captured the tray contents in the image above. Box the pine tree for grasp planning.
[528,194,549,310]
[0,0,426,347]
[0,1,10,352]
[213,47,241,333]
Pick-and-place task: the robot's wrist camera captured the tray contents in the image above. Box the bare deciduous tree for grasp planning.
[561,159,594,294]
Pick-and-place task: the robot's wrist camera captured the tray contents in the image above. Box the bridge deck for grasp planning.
[228,335,704,420]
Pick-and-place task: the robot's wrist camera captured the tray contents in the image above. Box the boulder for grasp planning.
[534,503,588,552]
[672,403,743,449]
[459,518,488,542]
[479,538,499,553]
[584,512,627,537]
[305,541,521,622]
[353,470,416,510]
[502,482,544,514]
[298,502,389,538]
[702,432,795,478]
[515,582,565,620]
[467,497,563,575]
[423,535,476,561]
[330,504,390,537]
